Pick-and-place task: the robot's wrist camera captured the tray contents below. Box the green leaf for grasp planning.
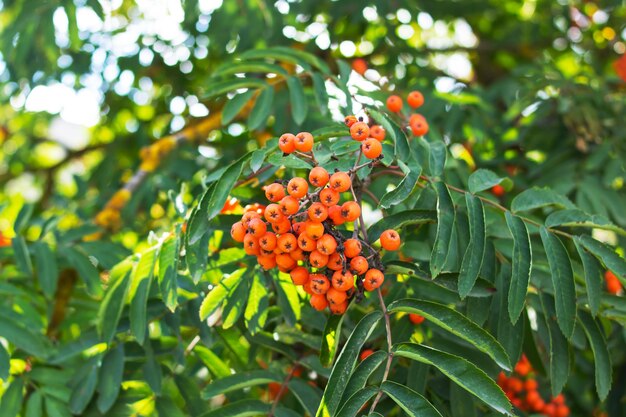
[96,344,124,413]
[289,378,322,417]
[206,153,251,220]
[312,72,329,115]
[250,147,269,173]
[33,241,58,298]
[130,246,159,344]
[194,345,231,379]
[546,209,626,236]
[244,273,269,334]
[202,370,281,399]
[428,140,447,178]
[315,311,383,417]
[60,247,102,297]
[248,87,274,130]
[368,109,409,159]
[222,90,255,125]
[0,342,9,380]
[158,234,179,312]
[505,212,532,324]
[12,236,32,275]
[274,272,301,326]
[393,343,512,416]
[341,351,386,403]
[186,183,214,246]
[0,377,23,417]
[239,46,331,74]
[320,314,345,367]
[199,268,245,320]
[198,399,270,417]
[450,383,477,417]
[468,169,512,194]
[579,235,626,282]
[97,263,132,345]
[287,76,308,125]
[221,273,250,329]
[214,61,288,77]
[539,294,570,396]
[143,342,162,395]
[379,160,422,209]
[69,363,97,414]
[388,299,511,371]
[431,182,455,277]
[25,390,43,417]
[0,320,50,358]
[202,78,266,100]
[511,187,575,213]
[335,387,378,417]
[540,227,576,338]
[14,203,34,233]
[368,210,435,242]
[44,397,71,417]
[574,239,602,316]
[267,152,312,169]
[155,397,187,417]
[458,194,486,298]
[381,381,443,417]
[578,311,612,400]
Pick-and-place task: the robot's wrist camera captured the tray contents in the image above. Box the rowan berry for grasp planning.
[329,300,348,315]
[309,250,329,268]
[491,184,505,197]
[363,268,384,291]
[279,196,300,216]
[326,287,347,305]
[605,270,622,294]
[279,133,296,153]
[349,256,369,275]
[230,222,246,242]
[297,233,316,252]
[319,188,340,207]
[553,394,565,405]
[344,115,358,127]
[290,266,310,285]
[555,405,570,417]
[310,293,329,311]
[290,247,306,261]
[243,234,260,256]
[409,313,425,325]
[524,379,538,391]
[332,270,354,292]
[291,221,305,236]
[247,218,267,237]
[340,201,361,222]
[508,377,523,392]
[350,122,370,141]
[257,255,277,270]
[264,204,284,223]
[259,231,277,251]
[362,138,382,159]
[295,132,314,152]
[316,234,337,255]
[287,177,309,199]
[409,113,429,136]
[275,253,296,270]
[343,238,362,258]
[242,211,261,227]
[265,183,285,202]
[309,274,330,294]
[309,166,329,187]
[407,91,424,108]
[386,95,403,112]
[305,221,324,240]
[329,172,351,192]
[352,58,367,75]
[543,404,556,417]
[307,202,328,222]
[277,233,297,253]
[369,125,385,142]
[327,253,344,270]
[272,218,292,234]
[380,229,401,250]
[359,349,374,361]
[328,205,345,225]
[303,280,315,295]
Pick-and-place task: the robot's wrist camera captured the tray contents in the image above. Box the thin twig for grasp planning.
[268,365,299,417]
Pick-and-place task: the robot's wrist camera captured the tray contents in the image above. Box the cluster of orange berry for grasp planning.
[386,91,429,137]
[497,355,569,417]
[605,270,623,295]
[230,130,401,314]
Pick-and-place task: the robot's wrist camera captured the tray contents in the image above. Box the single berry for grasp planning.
[380,229,401,251]
[363,268,384,291]
[230,222,246,242]
[279,133,296,153]
[409,313,425,325]
[287,177,309,199]
[344,115,358,127]
[362,138,382,159]
[309,166,329,187]
[491,184,505,197]
[295,132,314,152]
[350,122,370,141]
[386,95,403,112]
[369,125,386,142]
[407,91,424,108]
[343,238,362,258]
[329,172,351,193]
[265,183,286,202]
[319,188,340,207]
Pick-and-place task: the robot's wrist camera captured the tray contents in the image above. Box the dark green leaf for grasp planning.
[44,397,71,417]
[206,153,251,220]
[69,364,97,414]
[155,397,187,417]
[458,194,486,298]
[428,140,446,178]
[130,246,159,344]
[158,234,179,312]
[579,235,626,282]
[33,242,58,298]
[0,378,23,417]
[431,182,455,277]
[202,78,266,100]
[248,87,274,130]
[288,378,322,416]
[25,390,43,417]
[381,381,443,417]
[336,387,378,417]
[0,320,50,358]
[250,148,269,173]
[379,160,422,209]
[539,294,570,396]
[546,209,626,236]
[578,311,612,400]
[14,203,33,233]
[287,76,308,125]
[12,236,32,275]
[368,109,409,159]
[341,351,386,403]
[60,247,102,297]
[393,344,512,415]
[540,227,576,338]
[143,343,162,395]
[468,169,512,194]
[574,239,602,316]
[511,187,575,213]
[505,212,532,324]
[388,299,511,370]
[368,210,435,242]
[222,90,255,124]
[312,72,329,115]
[0,342,9,380]
[96,344,124,413]
[202,370,281,399]
[320,314,345,367]
[198,399,270,417]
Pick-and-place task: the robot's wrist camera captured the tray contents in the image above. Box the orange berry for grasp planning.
[409,114,428,136]
[259,232,277,251]
[309,167,329,188]
[272,218,292,234]
[496,372,508,388]
[508,377,523,392]
[257,255,277,270]
[310,293,329,311]
[247,218,267,237]
[362,138,382,159]
[349,256,368,275]
[350,122,370,141]
[290,266,310,285]
[409,313,425,325]
[279,133,296,153]
[605,270,622,294]
[327,253,344,271]
[309,250,329,268]
[514,360,531,377]
[407,91,424,109]
[386,95,403,112]
[526,390,540,404]
[319,188,340,207]
[343,238,362,258]
[276,253,296,271]
[332,270,354,291]
[369,125,385,142]
[292,221,305,236]
[363,268,384,291]
[241,211,261,227]
[329,300,348,315]
[264,204,284,224]
[230,222,246,242]
[265,183,286,202]
[290,247,306,261]
[380,229,401,251]
[279,196,300,216]
[277,233,297,253]
[553,394,565,405]
[307,202,328,222]
[352,58,367,75]
[295,132,314,152]
[344,115,358,127]
[326,287,347,305]
[543,404,556,417]
[305,221,324,240]
[359,349,374,361]
[309,274,330,295]
[243,234,260,256]
[555,405,570,417]
[287,177,309,199]
[297,232,316,252]
[317,234,337,255]
[491,184,505,197]
[524,379,538,391]
[340,201,361,222]
[328,205,345,225]
[329,172,351,193]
